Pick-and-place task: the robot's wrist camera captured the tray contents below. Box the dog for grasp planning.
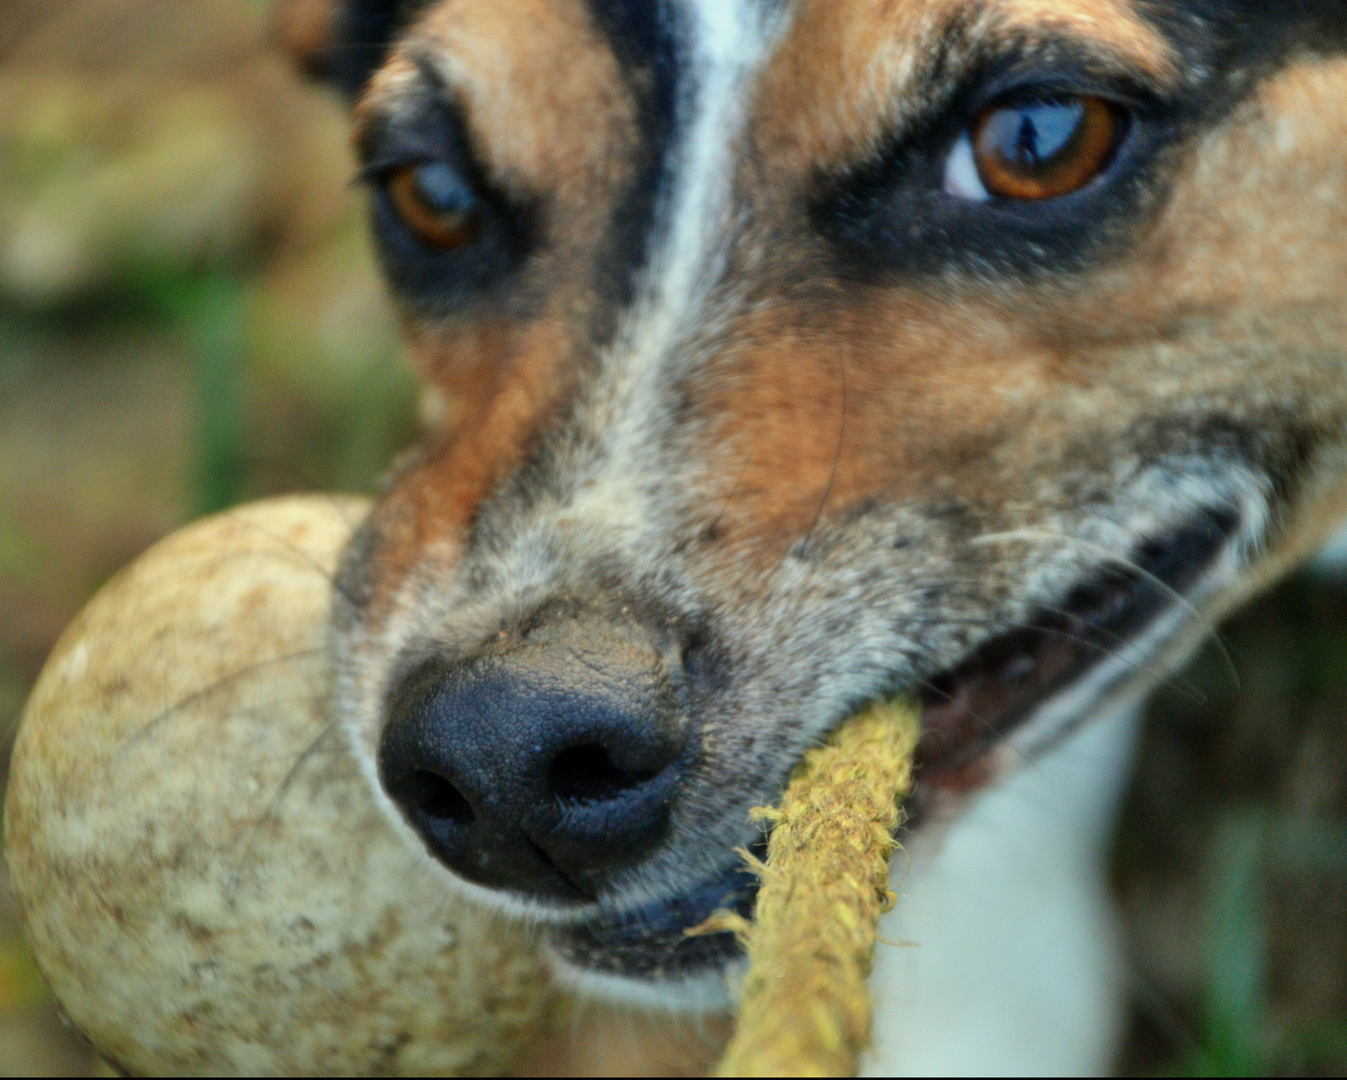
[276,1,1347,1072]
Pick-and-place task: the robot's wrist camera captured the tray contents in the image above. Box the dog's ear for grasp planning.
[274,0,414,101]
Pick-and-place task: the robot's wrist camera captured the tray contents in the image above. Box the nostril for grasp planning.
[404,770,475,825]
[548,744,658,804]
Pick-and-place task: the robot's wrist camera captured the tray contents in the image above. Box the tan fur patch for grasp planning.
[360,1,637,210]
[358,314,580,613]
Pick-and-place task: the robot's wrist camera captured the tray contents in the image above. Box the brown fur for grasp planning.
[340,2,657,617]
[711,55,1347,573]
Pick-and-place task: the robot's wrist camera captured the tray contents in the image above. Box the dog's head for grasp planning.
[279,0,1347,1002]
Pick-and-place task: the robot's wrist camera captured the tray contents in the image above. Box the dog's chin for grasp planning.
[544,942,742,1012]
[412,842,762,1007]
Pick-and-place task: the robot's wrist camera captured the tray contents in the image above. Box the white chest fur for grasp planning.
[864,699,1144,1076]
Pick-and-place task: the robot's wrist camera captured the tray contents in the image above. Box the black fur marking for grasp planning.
[583,0,688,346]
[813,2,1347,283]
[547,851,759,980]
[1138,0,1347,67]
[330,1,428,100]
[338,1,689,325]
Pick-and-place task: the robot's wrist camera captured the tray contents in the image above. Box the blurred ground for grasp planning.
[1115,582,1347,1076]
[0,3,1343,1076]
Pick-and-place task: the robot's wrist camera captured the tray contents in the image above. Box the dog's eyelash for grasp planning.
[354,159,414,186]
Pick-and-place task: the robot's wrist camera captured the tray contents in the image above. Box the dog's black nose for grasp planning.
[379,620,689,902]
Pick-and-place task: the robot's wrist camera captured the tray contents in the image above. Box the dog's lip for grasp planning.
[915,509,1239,787]
[549,511,1240,979]
[545,849,761,980]
[581,849,762,946]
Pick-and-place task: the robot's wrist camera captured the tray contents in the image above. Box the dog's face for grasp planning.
[282,0,1347,1001]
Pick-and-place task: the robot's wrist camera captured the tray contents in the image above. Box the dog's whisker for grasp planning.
[224,714,343,896]
[1027,599,1213,705]
[705,451,752,545]
[805,345,849,554]
[910,674,1038,774]
[1125,965,1212,1069]
[250,715,342,829]
[968,527,1242,693]
[765,341,848,587]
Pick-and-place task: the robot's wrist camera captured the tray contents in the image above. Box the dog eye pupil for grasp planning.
[987,99,1084,171]
[970,95,1124,200]
[410,162,474,215]
[387,162,482,250]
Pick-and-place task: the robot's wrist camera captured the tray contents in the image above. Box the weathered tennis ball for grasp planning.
[4,496,556,1076]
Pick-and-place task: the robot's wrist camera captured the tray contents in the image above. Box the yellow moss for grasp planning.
[712,698,921,1078]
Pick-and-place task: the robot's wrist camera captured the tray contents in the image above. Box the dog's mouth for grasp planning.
[547,510,1240,987]
[913,508,1239,793]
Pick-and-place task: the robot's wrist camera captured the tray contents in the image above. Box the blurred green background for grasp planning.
[0,2,1343,1075]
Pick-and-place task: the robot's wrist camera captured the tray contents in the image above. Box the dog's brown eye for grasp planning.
[967,96,1124,200]
[387,162,482,250]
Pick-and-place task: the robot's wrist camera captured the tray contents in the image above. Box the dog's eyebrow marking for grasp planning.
[354,0,639,200]
[975,0,1177,80]
[755,0,1178,174]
